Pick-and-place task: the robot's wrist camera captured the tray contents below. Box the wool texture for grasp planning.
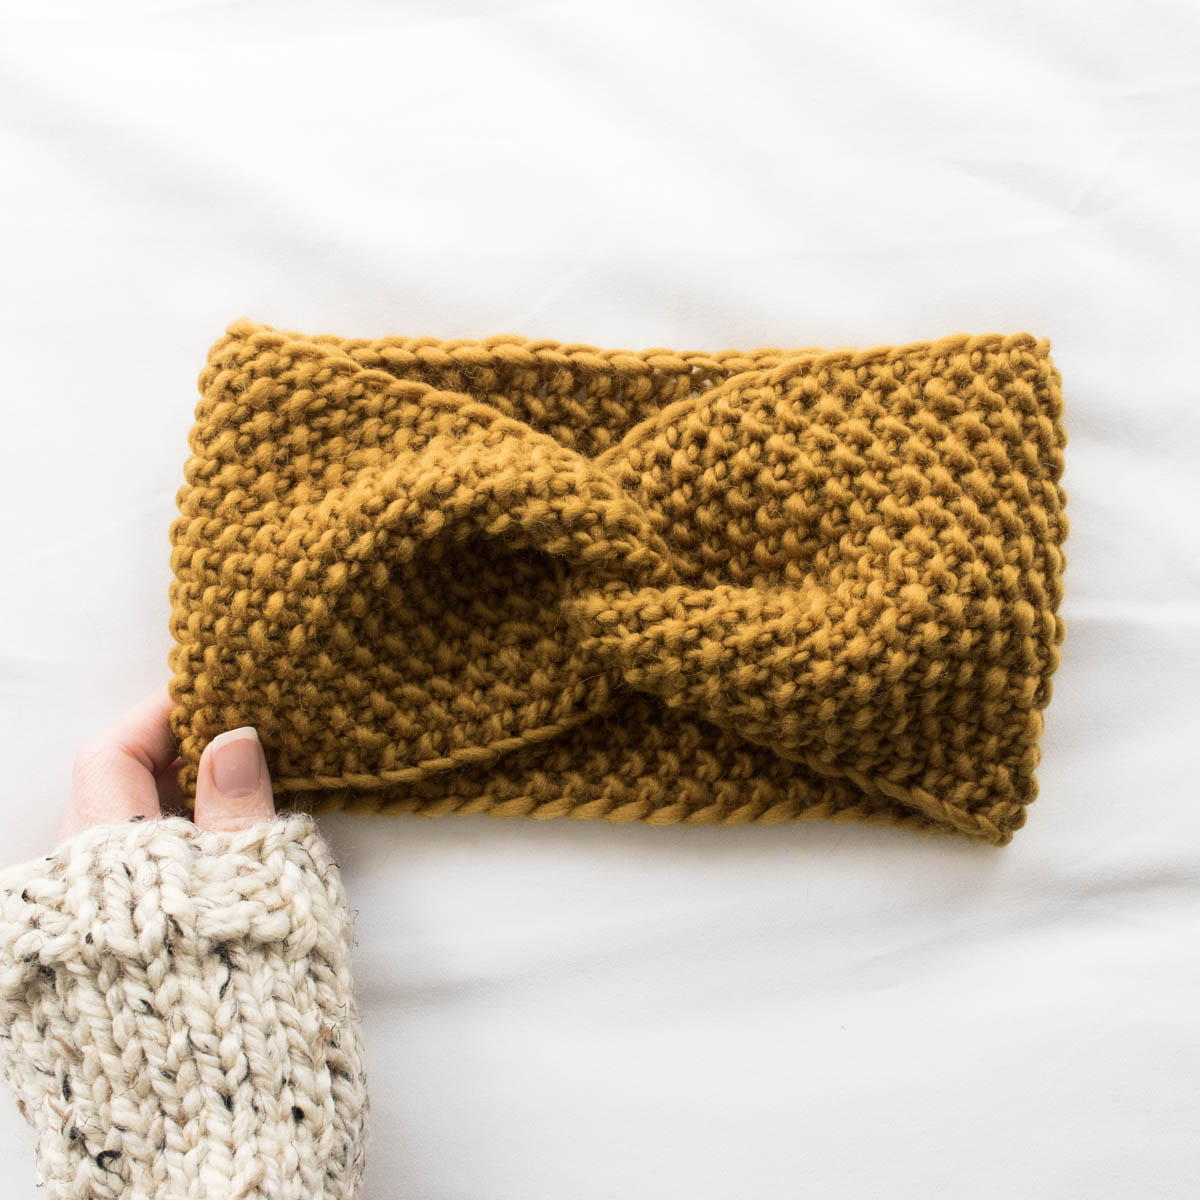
[169,320,1067,846]
[0,814,368,1200]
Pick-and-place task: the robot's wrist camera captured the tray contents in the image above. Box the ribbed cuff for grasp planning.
[0,813,368,1200]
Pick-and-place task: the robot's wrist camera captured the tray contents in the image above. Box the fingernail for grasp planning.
[211,727,266,797]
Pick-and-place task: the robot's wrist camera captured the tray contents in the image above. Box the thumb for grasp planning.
[194,726,276,832]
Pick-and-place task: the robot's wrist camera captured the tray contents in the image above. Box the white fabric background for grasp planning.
[1,1,1197,1196]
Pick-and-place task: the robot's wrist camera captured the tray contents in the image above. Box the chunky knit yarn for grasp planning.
[169,320,1067,846]
[0,814,368,1199]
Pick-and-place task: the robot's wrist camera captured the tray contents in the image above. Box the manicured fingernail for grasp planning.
[211,727,266,797]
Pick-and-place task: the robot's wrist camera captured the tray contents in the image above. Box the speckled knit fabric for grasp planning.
[0,814,368,1199]
[169,320,1067,846]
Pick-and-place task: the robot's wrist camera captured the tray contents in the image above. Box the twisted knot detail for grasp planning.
[169,320,1067,845]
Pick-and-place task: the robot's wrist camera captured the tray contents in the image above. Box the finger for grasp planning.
[62,687,176,841]
[193,726,276,833]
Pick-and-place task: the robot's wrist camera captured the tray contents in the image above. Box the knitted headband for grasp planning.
[168,320,1067,846]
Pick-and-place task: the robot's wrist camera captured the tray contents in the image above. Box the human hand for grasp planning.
[60,686,276,843]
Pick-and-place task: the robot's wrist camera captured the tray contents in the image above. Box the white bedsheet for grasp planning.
[1,2,1197,1196]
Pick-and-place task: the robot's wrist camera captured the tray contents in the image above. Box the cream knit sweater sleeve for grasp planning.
[0,812,369,1200]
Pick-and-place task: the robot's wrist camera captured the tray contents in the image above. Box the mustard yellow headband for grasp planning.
[168,320,1067,846]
